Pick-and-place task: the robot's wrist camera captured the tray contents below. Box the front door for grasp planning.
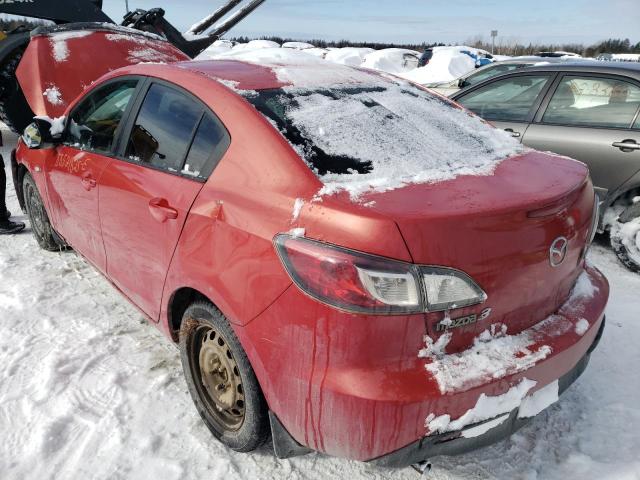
[522,74,640,196]
[454,73,556,140]
[47,79,139,271]
[99,82,218,320]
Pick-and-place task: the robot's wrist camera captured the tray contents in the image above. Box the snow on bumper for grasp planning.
[419,266,607,438]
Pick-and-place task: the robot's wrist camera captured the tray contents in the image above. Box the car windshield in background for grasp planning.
[245,82,521,196]
[463,63,531,88]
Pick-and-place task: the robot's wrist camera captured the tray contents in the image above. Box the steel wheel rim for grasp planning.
[190,322,246,431]
[25,183,46,239]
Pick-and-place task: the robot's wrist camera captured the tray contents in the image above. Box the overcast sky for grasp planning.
[102,0,637,45]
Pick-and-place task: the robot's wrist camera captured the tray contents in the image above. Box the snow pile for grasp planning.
[304,48,330,59]
[361,48,420,74]
[43,87,63,106]
[206,48,383,89]
[427,378,536,434]
[234,39,280,50]
[282,42,315,50]
[620,217,640,265]
[48,31,94,62]
[325,47,375,66]
[401,46,477,84]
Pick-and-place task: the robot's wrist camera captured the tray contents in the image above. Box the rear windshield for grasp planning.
[245,81,521,198]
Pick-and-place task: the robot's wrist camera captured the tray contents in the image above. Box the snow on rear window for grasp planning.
[247,81,524,199]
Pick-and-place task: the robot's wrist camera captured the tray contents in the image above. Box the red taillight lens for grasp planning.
[274,234,422,314]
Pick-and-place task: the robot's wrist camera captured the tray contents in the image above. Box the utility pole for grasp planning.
[491,30,498,55]
[125,0,130,13]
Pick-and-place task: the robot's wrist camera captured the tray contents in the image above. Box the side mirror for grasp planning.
[458,79,469,88]
[22,117,64,149]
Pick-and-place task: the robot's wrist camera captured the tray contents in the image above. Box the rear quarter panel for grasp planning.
[156,67,413,333]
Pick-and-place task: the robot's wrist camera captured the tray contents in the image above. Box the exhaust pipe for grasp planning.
[411,461,432,477]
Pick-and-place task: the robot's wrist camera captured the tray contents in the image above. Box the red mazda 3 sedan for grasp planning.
[13,53,608,467]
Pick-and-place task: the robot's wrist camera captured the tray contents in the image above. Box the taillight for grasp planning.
[274,234,487,315]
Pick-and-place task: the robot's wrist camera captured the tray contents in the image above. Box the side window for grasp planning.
[182,113,230,179]
[125,84,203,173]
[457,75,551,122]
[67,80,138,154]
[542,76,640,128]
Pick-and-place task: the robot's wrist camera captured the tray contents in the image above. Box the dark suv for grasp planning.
[452,62,640,272]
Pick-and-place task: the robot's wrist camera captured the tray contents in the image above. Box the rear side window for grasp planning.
[542,76,640,128]
[182,114,230,179]
[67,80,138,154]
[126,84,203,172]
[457,75,551,122]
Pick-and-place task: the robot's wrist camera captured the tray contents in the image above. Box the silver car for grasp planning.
[452,62,640,272]
[426,57,576,96]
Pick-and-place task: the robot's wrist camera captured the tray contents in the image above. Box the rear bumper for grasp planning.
[242,265,609,463]
[369,317,605,468]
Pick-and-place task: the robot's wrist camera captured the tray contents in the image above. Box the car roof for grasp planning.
[506,60,640,79]
[172,60,287,90]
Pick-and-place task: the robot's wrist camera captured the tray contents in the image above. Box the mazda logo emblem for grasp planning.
[549,237,569,267]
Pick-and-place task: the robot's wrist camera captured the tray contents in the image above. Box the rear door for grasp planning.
[47,78,140,272]
[521,73,640,198]
[99,81,231,320]
[453,73,556,140]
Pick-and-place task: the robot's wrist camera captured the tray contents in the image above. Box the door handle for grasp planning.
[504,128,521,138]
[148,197,179,222]
[81,173,97,191]
[612,140,640,152]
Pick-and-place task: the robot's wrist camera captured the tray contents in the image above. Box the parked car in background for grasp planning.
[452,62,640,272]
[427,57,582,97]
[537,51,582,58]
[13,55,607,467]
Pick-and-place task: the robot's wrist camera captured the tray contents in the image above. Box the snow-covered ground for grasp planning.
[1,130,639,479]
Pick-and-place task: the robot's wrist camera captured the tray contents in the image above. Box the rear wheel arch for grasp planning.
[167,287,211,342]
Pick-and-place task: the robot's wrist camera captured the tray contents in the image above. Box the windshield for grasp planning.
[464,63,531,88]
[245,81,522,198]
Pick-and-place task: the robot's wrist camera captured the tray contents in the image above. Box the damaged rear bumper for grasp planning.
[369,316,605,468]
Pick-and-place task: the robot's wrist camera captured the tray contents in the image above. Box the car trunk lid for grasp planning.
[348,151,594,353]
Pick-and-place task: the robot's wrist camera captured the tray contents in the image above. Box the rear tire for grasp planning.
[611,216,640,273]
[179,301,270,452]
[22,173,65,251]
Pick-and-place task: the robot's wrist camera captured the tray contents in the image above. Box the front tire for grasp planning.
[22,173,65,251]
[611,216,640,273]
[179,301,269,452]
